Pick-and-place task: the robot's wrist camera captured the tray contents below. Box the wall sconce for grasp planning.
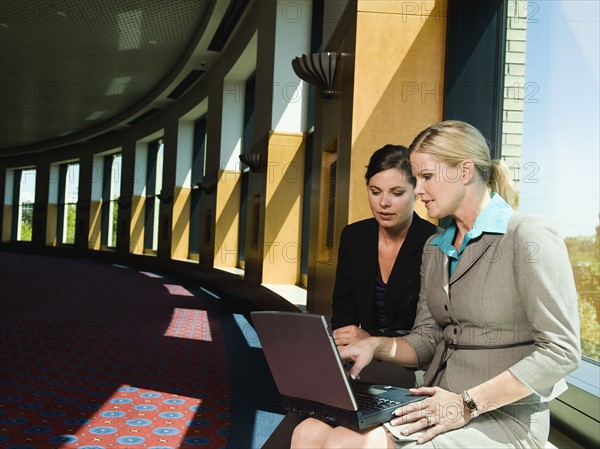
[291,52,340,98]
[156,193,173,204]
[239,153,264,172]
[195,180,217,194]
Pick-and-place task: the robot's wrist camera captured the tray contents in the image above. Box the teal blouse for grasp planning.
[429,193,513,275]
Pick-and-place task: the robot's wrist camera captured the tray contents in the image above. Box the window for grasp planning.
[11,168,36,242]
[144,139,164,252]
[503,2,599,443]
[513,0,599,366]
[101,154,121,248]
[57,163,79,244]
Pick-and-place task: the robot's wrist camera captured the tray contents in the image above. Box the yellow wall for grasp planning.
[308,0,447,316]
[130,196,145,254]
[262,131,305,284]
[171,186,191,260]
[350,1,447,223]
[214,170,241,268]
[46,203,58,246]
[88,200,101,250]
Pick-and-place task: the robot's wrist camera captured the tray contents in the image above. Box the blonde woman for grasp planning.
[291,121,580,449]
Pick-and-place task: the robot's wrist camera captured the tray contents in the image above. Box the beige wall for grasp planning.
[308,0,447,317]
[171,186,191,260]
[46,203,58,246]
[88,200,101,250]
[130,195,145,254]
[214,170,241,269]
[262,131,305,284]
[350,1,446,223]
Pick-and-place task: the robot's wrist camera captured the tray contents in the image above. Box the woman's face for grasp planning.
[367,168,415,231]
[409,152,464,220]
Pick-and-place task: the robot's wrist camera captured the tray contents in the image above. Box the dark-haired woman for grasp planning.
[261,144,437,449]
[331,144,438,386]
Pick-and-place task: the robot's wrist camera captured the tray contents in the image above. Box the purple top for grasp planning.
[375,264,387,327]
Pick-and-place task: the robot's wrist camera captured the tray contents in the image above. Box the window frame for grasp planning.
[11,168,36,242]
[444,1,599,445]
[56,162,79,245]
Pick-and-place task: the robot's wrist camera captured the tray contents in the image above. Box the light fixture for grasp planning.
[239,153,264,172]
[291,52,340,98]
[196,179,217,194]
[156,193,173,204]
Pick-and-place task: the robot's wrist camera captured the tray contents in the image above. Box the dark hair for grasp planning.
[365,144,415,187]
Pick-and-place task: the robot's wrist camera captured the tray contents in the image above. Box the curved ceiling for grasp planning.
[0,0,243,157]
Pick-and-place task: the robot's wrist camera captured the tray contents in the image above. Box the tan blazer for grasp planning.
[403,212,581,404]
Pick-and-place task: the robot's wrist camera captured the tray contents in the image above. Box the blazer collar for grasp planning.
[449,233,503,284]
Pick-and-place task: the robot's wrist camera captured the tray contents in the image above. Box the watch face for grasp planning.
[462,391,478,413]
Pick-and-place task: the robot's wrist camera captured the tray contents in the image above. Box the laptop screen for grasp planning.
[251,311,357,411]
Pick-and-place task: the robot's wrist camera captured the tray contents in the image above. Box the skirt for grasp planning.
[384,402,550,449]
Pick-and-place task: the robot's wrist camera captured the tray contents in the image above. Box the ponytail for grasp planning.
[489,159,519,209]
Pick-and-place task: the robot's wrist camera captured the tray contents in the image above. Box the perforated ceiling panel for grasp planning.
[0,0,217,153]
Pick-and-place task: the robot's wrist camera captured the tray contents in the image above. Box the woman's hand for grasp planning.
[333,325,370,346]
[389,387,469,444]
[337,337,379,379]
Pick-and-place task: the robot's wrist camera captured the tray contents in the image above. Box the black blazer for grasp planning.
[331,212,438,335]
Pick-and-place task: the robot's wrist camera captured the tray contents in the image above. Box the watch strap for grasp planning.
[462,390,480,418]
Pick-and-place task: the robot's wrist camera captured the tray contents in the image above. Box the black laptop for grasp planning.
[250,311,426,430]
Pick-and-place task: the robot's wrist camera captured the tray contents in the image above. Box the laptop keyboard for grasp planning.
[354,393,401,413]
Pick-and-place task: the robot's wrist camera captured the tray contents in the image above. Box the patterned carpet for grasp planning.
[0,253,263,449]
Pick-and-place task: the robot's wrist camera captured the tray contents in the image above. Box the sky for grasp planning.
[520,0,600,238]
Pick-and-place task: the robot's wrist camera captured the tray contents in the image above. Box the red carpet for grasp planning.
[0,253,231,449]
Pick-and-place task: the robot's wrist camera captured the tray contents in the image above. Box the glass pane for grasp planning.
[155,141,164,195]
[64,203,77,244]
[514,1,599,362]
[65,164,79,203]
[110,199,119,247]
[152,198,160,251]
[110,155,122,200]
[18,169,36,241]
[18,203,33,241]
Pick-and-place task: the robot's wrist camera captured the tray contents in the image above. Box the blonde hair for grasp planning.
[407,120,519,209]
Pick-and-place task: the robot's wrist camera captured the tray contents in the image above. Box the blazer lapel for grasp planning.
[384,214,424,316]
[449,234,500,284]
[358,220,379,328]
[385,244,413,298]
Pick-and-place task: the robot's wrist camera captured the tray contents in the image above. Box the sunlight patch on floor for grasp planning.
[164,308,212,341]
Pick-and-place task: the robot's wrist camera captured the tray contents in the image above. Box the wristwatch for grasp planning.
[462,390,480,419]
